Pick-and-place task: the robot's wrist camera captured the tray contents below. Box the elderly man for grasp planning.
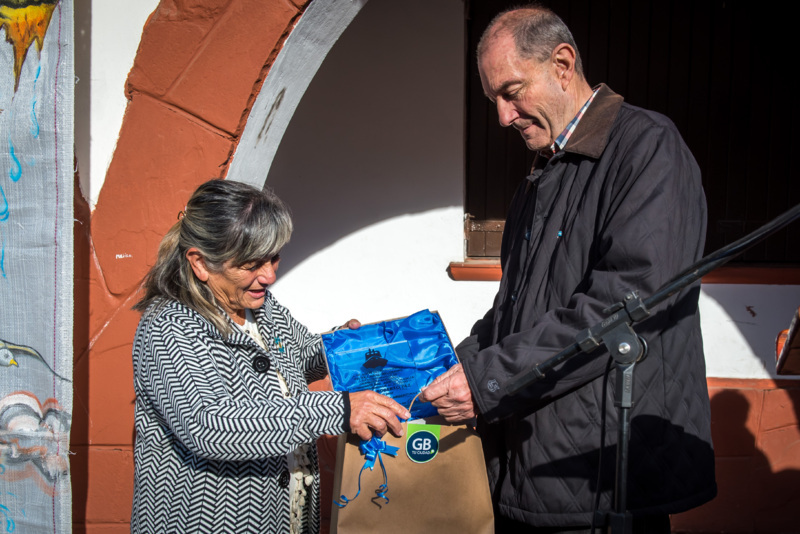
[421,6,716,533]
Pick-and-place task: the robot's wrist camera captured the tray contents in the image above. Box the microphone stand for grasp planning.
[505,202,800,534]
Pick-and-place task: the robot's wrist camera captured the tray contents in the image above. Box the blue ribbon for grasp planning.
[334,437,399,508]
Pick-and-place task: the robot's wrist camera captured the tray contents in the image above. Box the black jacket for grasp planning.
[459,85,716,527]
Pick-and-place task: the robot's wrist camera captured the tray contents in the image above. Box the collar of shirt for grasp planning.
[548,88,600,155]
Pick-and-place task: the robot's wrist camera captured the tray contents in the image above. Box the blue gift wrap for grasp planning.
[322,309,458,419]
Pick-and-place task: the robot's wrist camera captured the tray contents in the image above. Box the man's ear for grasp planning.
[186,248,210,282]
[552,43,577,90]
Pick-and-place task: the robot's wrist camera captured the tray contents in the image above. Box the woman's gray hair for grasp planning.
[477,5,585,79]
[134,179,292,334]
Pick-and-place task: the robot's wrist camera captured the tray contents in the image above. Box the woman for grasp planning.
[131,179,409,533]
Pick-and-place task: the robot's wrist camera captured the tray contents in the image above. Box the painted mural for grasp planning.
[0,0,73,531]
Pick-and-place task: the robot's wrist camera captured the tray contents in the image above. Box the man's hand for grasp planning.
[348,391,411,441]
[419,363,478,422]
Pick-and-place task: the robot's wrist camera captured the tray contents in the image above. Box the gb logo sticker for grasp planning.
[406,425,440,464]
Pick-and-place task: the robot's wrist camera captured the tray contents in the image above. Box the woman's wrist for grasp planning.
[341,391,351,432]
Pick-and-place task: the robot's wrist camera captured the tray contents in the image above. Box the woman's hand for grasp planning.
[348,391,411,441]
[341,319,361,330]
[332,319,361,331]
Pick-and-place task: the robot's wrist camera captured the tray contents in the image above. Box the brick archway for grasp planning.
[74,0,366,528]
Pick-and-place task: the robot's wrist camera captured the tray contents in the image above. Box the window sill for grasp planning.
[448,260,501,281]
[448,261,800,284]
[701,266,800,284]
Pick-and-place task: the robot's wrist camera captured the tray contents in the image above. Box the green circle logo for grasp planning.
[406,430,439,463]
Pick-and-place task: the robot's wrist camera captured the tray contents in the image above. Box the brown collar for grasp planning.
[561,83,624,159]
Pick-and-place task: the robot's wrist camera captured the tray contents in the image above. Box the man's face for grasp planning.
[479,33,568,151]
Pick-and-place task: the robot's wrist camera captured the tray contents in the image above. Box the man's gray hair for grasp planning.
[478,6,585,78]
[134,179,292,334]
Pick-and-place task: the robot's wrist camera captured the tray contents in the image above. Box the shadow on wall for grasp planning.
[264,0,465,276]
[692,284,800,532]
[73,0,91,200]
[71,0,91,527]
[72,167,92,531]
[673,388,800,533]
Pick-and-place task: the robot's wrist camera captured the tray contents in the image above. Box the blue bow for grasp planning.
[359,436,399,469]
[334,437,399,508]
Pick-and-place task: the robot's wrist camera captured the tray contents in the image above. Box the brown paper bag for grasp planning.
[330,417,494,534]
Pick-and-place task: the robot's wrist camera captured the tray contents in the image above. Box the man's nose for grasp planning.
[496,99,517,127]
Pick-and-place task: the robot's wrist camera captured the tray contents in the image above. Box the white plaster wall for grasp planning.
[75,0,159,208]
[265,0,499,344]
[274,208,499,343]
[701,284,800,380]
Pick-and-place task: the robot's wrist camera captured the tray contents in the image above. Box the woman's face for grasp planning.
[204,255,281,322]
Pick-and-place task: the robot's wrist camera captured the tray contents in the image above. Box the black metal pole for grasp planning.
[644,202,800,312]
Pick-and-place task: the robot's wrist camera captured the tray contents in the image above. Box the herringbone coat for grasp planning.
[131,294,346,533]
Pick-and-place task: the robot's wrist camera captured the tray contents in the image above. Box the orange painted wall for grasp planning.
[672,378,800,533]
[72,1,800,532]
[73,1,311,531]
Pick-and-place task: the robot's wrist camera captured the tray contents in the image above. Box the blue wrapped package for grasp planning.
[322,309,458,419]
